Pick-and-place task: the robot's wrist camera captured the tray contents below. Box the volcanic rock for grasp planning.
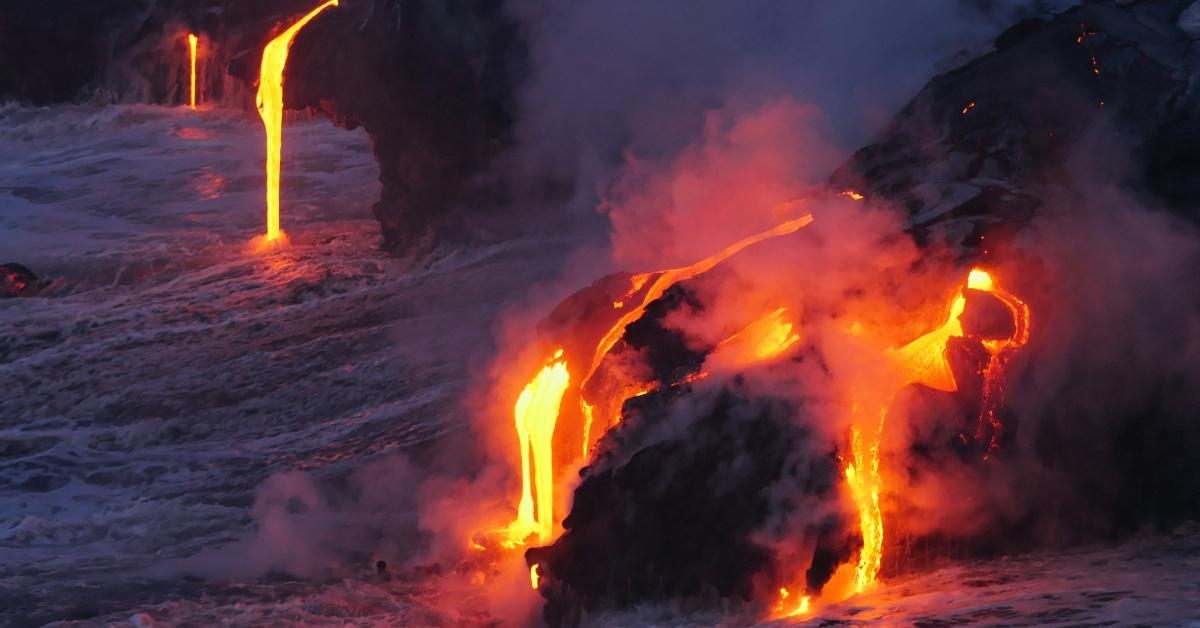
[526,386,853,626]
[1,263,43,298]
[831,0,1200,251]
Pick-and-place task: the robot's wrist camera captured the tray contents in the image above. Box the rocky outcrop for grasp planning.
[832,0,1200,251]
[283,0,524,252]
[527,388,852,627]
[1,263,44,298]
[0,0,525,254]
[525,2,1200,621]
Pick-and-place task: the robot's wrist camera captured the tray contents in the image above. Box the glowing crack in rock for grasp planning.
[255,0,338,244]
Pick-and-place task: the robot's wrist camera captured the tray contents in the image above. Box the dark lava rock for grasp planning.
[526,387,853,627]
[286,0,524,253]
[1,263,44,298]
[831,0,1200,251]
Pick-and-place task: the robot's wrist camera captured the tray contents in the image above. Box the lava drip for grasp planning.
[966,268,1031,456]
[255,0,339,245]
[491,213,814,557]
[504,350,571,547]
[187,33,198,109]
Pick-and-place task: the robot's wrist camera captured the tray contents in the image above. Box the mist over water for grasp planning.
[4,1,1200,626]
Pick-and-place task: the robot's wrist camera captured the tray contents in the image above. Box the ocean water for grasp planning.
[1,105,1197,627]
[0,104,574,626]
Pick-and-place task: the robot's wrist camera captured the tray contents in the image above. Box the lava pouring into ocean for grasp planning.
[478,213,815,558]
[840,267,1031,595]
[255,0,338,246]
[187,33,198,109]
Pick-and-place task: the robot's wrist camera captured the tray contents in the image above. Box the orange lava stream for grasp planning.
[774,587,811,618]
[968,268,1031,455]
[255,0,338,243]
[578,215,814,454]
[499,215,815,553]
[187,34,198,109]
[581,214,814,390]
[709,307,801,370]
[845,268,1028,594]
[504,350,570,547]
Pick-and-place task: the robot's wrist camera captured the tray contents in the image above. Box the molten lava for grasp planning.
[708,307,801,370]
[967,269,1031,454]
[495,215,815,554]
[577,215,813,454]
[256,0,338,244]
[582,215,814,390]
[503,350,571,547]
[187,33,198,110]
[843,267,1030,594]
[774,587,810,618]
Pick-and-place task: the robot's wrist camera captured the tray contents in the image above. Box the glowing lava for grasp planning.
[775,587,810,618]
[187,34,199,109]
[504,350,570,547]
[845,267,1029,594]
[499,215,815,553]
[967,269,1031,454]
[256,0,338,244]
[708,307,801,371]
[578,215,814,454]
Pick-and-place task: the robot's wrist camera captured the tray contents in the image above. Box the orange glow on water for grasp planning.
[256,0,338,244]
[774,587,811,618]
[187,34,199,109]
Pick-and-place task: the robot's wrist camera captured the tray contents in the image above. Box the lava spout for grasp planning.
[187,33,198,109]
[255,0,338,244]
[505,349,570,547]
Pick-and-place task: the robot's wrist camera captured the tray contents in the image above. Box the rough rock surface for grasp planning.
[0,263,43,298]
[831,0,1200,250]
[527,387,852,628]
[528,1,1200,621]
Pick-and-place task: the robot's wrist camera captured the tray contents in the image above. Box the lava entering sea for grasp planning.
[462,196,1031,621]
[254,0,338,247]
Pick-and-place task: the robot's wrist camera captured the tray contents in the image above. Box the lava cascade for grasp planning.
[255,0,338,244]
[494,214,814,552]
[187,33,198,109]
[843,268,1030,594]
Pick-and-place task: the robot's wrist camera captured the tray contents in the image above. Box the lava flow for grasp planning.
[844,268,1030,594]
[187,33,198,109]
[255,0,338,244]
[577,214,814,453]
[493,214,814,553]
[505,349,571,547]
